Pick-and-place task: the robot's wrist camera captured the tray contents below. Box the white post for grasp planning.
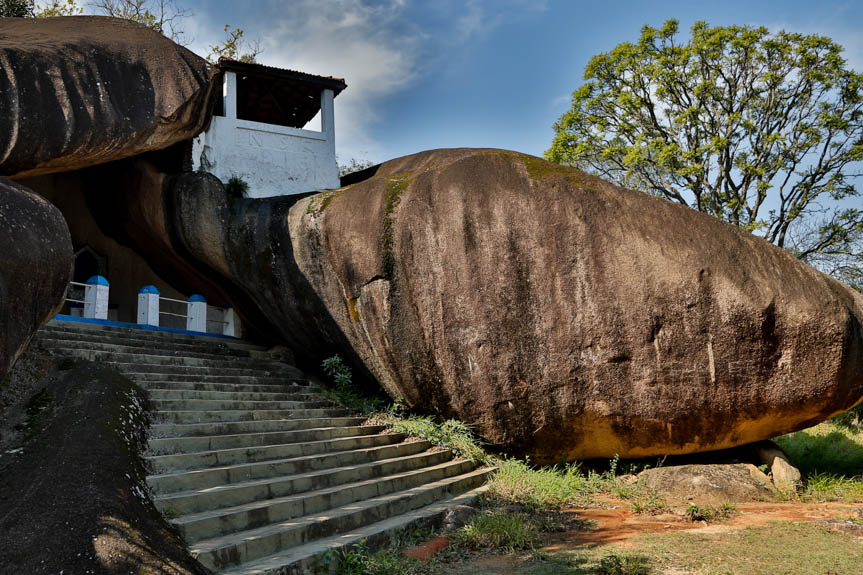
[321,89,335,143]
[223,71,237,120]
[84,276,109,320]
[223,307,239,337]
[137,286,160,327]
[187,295,207,332]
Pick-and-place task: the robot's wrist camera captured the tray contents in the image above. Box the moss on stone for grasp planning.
[487,149,590,187]
[381,171,412,282]
[348,296,360,322]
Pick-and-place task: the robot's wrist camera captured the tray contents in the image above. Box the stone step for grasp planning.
[34,336,276,362]
[153,450,452,516]
[152,407,352,425]
[150,398,337,413]
[110,362,301,378]
[38,345,293,371]
[42,321,267,350]
[149,417,367,439]
[147,441,432,494]
[139,381,319,394]
[147,388,324,403]
[190,467,491,571]
[175,459,474,543]
[146,432,404,474]
[147,425,386,455]
[122,372,302,385]
[218,485,490,575]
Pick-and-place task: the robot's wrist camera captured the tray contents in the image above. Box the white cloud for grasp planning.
[250,0,423,163]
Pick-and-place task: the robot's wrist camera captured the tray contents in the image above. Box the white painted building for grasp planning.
[192,59,347,198]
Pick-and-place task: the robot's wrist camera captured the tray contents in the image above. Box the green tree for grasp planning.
[34,0,80,16]
[547,20,863,285]
[207,24,262,64]
[0,0,34,17]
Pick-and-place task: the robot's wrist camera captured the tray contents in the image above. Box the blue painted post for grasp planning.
[84,276,109,320]
[137,285,160,326]
[187,294,207,332]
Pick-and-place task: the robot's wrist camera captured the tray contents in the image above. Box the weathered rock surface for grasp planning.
[151,148,863,463]
[638,464,778,504]
[0,177,72,376]
[62,148,861,462]
[0,16,214,179]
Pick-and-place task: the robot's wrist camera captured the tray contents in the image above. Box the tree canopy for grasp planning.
[546,20,863,288]
[0,0,34,17]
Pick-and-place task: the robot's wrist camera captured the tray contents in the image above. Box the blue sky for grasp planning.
[144,1,863,164]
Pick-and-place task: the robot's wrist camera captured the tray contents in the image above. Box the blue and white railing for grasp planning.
[137,286,237,336]
[63,276,110,320]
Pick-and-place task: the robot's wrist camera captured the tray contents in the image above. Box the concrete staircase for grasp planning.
[34,320,491,574]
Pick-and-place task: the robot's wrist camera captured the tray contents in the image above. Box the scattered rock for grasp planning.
[0,16,215,179]
[0,177,72,377]
[753,441,802,492]
[441,504,477,532]
[637,463,778,504]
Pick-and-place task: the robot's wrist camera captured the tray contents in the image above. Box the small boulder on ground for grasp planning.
[637,463,778,504]
[753,442,802,492]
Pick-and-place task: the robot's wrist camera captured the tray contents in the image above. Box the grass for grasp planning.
[321,355,486,462]
[774,421,863,476]
[628,492,671,516]
[329,540,432,575]
[377,414,487,464]
[774,421,863,501]
[485,458,608,510]
[452,514,540,552]
[684,502,738,523]
[614,522,863,575]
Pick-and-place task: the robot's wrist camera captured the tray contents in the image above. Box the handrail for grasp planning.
[159,311,187,318]
[69,281,89,288]
[159,296,189,305]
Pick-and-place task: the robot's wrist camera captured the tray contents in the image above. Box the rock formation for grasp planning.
[0,177,72,376]
[155,148,863,462]
[1,17,861,462]
[0,16,214,179]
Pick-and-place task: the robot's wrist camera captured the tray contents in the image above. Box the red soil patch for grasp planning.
[404,535,451,561]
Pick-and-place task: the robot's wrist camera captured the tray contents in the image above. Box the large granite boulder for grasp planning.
[0,16,215,179]
[156,148,863,462]
[0,177,73,376]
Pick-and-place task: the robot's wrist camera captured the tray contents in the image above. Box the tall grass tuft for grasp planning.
[487,458,605,510]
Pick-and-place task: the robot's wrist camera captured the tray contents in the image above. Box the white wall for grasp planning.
[192,72,340,198]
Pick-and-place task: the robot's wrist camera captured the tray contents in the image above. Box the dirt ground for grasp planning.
[0,350,206,575]
[443,497,863,574]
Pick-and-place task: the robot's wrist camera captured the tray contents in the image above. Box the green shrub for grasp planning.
[320,355,386,414]
[225,175,249,202]
[453,513,539,552]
